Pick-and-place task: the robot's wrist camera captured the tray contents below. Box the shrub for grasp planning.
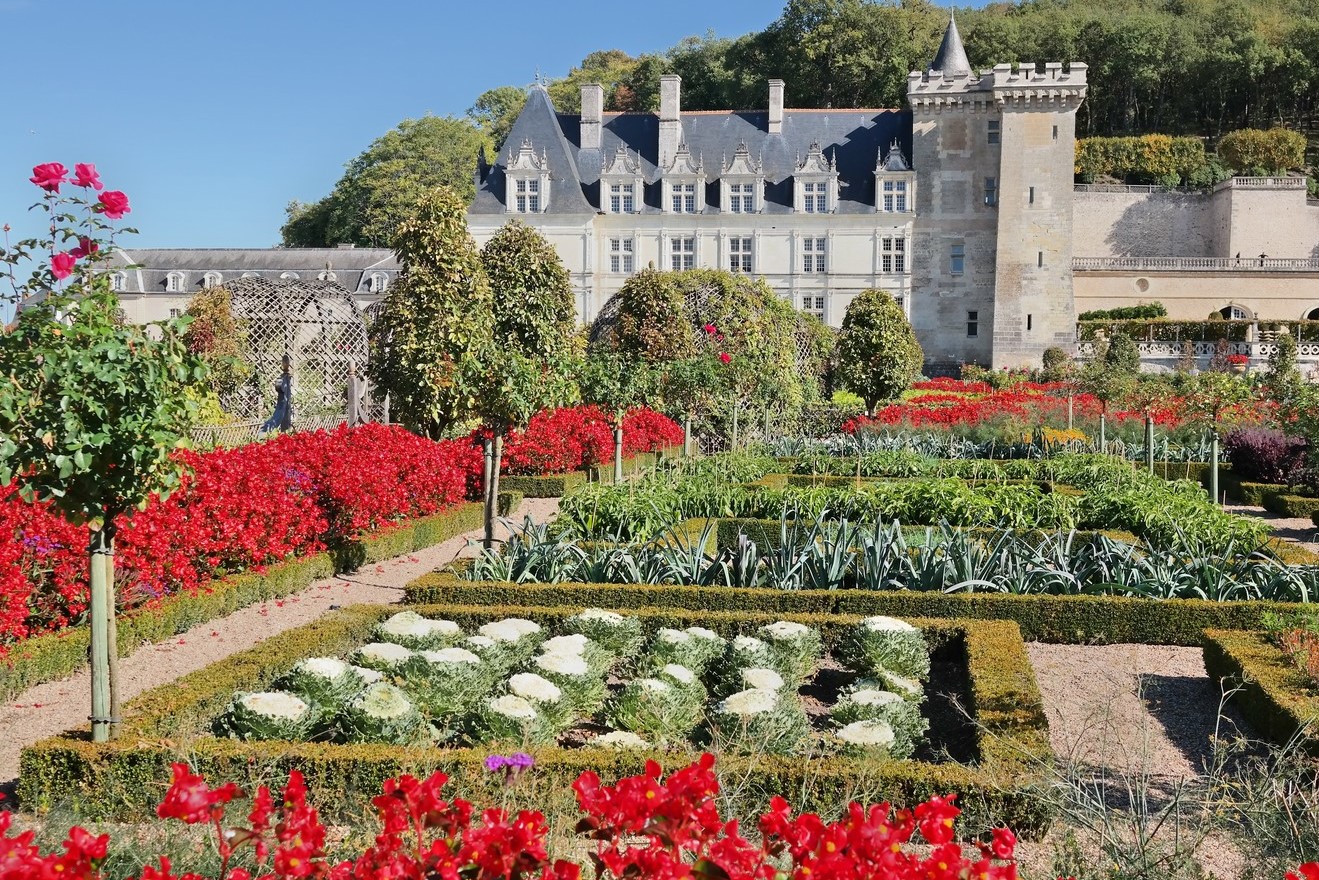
[757,620,823,683]
[836,289,923,414]
[1078,303,1167,321]
[1223,428,1308,485]
[1216,127,1308,174]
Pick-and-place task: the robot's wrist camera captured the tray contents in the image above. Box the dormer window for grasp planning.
[600,144,644,214]
[110,272,126,292]
[720,142,764,214]
[506,138,551,214]
[875,140,916,214]
[794,142,838,214]
[608,183,636,213]
[280,272,299,281]
[368,273,388,293]
[203,272,222,287]
[663,142,705,214]
[318,270,337,282]
[165,272,185,292]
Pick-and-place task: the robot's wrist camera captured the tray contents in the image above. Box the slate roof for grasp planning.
[470,86,913,216]
[109,248,399,294]
[930,14,973,78]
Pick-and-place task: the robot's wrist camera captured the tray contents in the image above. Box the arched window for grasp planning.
[165,272,185,292]
[369,273,388,293]
[318,270,337,282]
[1306,307,1319,322]
[1220,304,1250,320]
[280,272,299,281]
[241,272,258,279]
[110,272,126,292]
[202,272,222,287]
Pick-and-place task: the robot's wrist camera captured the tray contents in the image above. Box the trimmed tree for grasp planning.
[368,186,494,439]
[0,164,207,742]
[835,289,923,415]
[477,220,579,545]
[1078,332,1140,451]
[183,286,250,402]
[579,352,659,481]
[1179,371,1252,504]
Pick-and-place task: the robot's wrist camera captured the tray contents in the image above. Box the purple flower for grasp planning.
[483,755,508,772]
[507,752,534,769]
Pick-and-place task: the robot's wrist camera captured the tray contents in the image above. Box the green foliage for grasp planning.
[183,287,250,401]
[1216,128,1309,174]
[837,618,931,680]
[1202,629,1319,752]
[1078,333,1138,411]
[1180,370,1252,430]
[467,86,528,151]
[368,187,494,438]
[1078,303,1167,321]
[1075,135,1208,185]
[578,351,659,421]
[280,116,490,247]
[1263,332,1304,410]
[605,269,697,363]
[1039,346,1074,382]
[0,287,207,527]
[836,290,922,415]
[606,676,703,743]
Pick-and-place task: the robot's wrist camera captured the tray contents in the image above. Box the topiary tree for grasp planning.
[1,163,208,742]
[835,289,922,415]
[1040,346,1074,382]
[1263,330,1303,412]
[368,186,494,439]
[1180,371,1252,504]
[1078,333,1140,452]
[606,269,696,364]
[476,220,579,544]
[579,351,659,481]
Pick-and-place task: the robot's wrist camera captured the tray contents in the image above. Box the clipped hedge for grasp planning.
[1202,629,1319,752]
[406,570,1301,647]
[0,502,485,703]
[1263,492,1319,520]
[18,602,1053,837]
[499,472,587,498]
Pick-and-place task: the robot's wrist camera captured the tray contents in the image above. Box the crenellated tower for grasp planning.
[908,15,1087,370]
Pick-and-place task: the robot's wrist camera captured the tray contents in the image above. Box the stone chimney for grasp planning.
[659,74,682,170]
[580,83,604,151]
[768,79,784,135]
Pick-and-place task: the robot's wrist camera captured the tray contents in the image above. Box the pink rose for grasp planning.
[718,352,731,364]
[703,323,716,335]
[72,163,103,191]
[96,190,131,220]
[70,237,99,259]
[30,162,69,192]
[51,253,76,280]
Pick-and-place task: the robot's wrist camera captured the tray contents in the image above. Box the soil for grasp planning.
[0,498,560,798]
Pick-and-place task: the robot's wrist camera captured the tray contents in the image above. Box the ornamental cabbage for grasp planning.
[215,691,315,742]
[830,685,927,759]
[469,693,556,745]
[373,611,462,650]
[606,676,703,743]
[402,647,490,722]
[757,621,823,683]
[593,730,651,750]
[832,719,898,757]
[337,682,427,745]
[350,641,415,673]
[837,616,930,680]
[709,687,809,756]
[507,672,573,731]
[532,650,606,715]
[276,657,365,716]
[565,608,643,656]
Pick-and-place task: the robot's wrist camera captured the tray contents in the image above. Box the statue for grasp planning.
[261,354,295,433]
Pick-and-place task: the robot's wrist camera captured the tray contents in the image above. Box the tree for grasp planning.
[0,163,207,742]
[183,287,250,402]
[280,116,490,248]
[1078,333,1140,451]
[835,289,923,415]
[476,221,579,544]
[579,352,660,482]
[1262,329,1304,411]
[368,186,494,439]
[1180,370,1252,503]
[602,269,697,364]
[468,86,528,151]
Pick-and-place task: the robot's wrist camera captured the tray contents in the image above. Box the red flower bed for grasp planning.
[498,406,681,476]
[2,755,1030,880]
[0,425,474,650]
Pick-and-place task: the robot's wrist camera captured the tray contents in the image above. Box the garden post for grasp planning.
[682,414,692,457]
[482,438,495,549]
[1099,412,1106,454]
[1145,414,1154,474]
[613,422,624,483]
[1209,428,1220,505]
[763,406,772,444]
[89,527,113,743]
[1067,394,1074,430]
[731,402,740,451]
[346,359,361,427]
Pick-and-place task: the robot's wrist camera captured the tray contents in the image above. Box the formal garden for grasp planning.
[3,164,1319,880]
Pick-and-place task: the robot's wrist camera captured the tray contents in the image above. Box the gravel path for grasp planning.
[0,498,559,790]
[1225,502,1317,547]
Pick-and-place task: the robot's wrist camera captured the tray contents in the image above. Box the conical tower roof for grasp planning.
[929,12,972,78]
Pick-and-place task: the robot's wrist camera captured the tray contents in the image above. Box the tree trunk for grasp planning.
[490,435,505,529]
[1210,428,1221,505]
[89,527,113,743]
[613,423,624,484]
[682,413,692,457]
[482,437,495,550]
[1145,414,1155,475]
[1099,411,1107,454]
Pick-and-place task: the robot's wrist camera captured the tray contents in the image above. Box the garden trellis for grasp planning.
[222,277,369,420]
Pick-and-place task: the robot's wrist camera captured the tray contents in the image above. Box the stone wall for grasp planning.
[1072,190,1216,258]
[1074,269,1319,321]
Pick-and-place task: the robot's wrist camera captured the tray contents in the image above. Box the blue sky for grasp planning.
[0,0,794,254]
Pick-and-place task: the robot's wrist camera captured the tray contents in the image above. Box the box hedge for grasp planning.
[1202,629,1319,752]
[18,602,1053,837]
[406,569,1301,647]
[0,502,485,703]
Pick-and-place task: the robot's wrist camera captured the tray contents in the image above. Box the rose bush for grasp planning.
[0,424,475,650]
[0,755,1029,880]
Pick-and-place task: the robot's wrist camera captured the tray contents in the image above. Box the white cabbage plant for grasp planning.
[565,608,643,656]
[373,611,462,650]
[606,676,703,743]
[708,687,809,756]
[837,616,930,680]
[337,682,427,745]
[215,691,316,741]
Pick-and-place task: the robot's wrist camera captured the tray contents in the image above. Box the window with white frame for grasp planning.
[280,272,299,281]
[670,236,695,271]
[880,237,907,273]
[368,273,388,293]
[513,178,542,213]
[203,271,222,287]
[110,272,125,292]
[670,182,697,213]
[728,183,755,213]
[728,237,753,273]
[801,295,825,320]
[609,238,635,274]
[881,179,908,213]
[802,237,827,272]
[165,272,184,292]
[168,308,183,319]
[802,181,829,213]
[608,182,636,214]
